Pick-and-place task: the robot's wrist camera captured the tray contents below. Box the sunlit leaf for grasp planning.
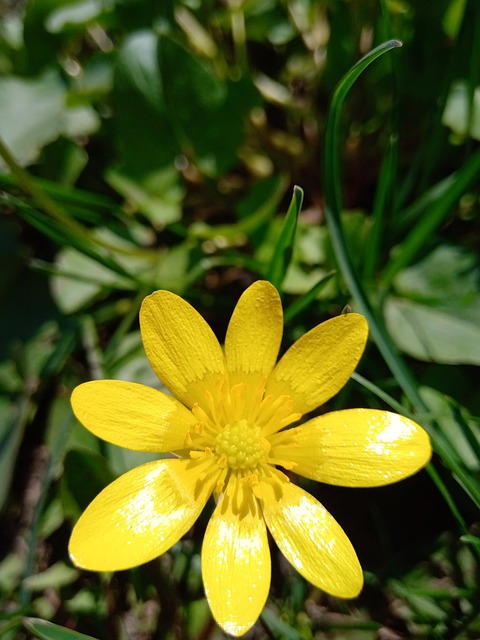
[23,618,99,640]
[385,297,480,365]
[0,70,99,170]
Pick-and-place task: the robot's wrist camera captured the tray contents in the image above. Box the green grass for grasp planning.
[1,0,480,638]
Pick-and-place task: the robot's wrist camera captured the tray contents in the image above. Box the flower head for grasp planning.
[69,281,431,636]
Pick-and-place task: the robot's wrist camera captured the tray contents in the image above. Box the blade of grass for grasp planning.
[0,136,146,259]
[351,371,415,416]
[0,172,122,220]
[3,193,137,283]
[425,463,469,535]
[382,145,480,287]
[322,39,480,510]
[266,185,303,290]
[449,402,480,470]
[261,608,306,640]
[362,135,398,282]
[29,259,132,289]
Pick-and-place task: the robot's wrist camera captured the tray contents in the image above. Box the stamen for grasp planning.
[189,450,206,460]
[217,453,228,468]
[264,465,291,485]
[215,467,229,496]
[270,429,300,446]
[279,412,302,429]
[267,456,297,471]
[192,403,210,423]
[225,383,247,423]
[204,390,220,426]
[258,394,302,437]
[231,472,260,518]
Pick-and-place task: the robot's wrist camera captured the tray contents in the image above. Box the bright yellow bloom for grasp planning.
[69,281,431,636]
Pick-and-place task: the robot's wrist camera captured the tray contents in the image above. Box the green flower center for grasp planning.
[215,419,264,470]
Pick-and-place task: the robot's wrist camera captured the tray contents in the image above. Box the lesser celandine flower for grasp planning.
[69,280,431,636]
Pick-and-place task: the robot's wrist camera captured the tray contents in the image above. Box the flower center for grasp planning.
[215,419,264,470]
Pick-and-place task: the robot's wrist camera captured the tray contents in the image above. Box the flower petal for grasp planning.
[140,290,225,408]
[69,458,218,571]
[261,480,363,598]
[202,480,270,637]
[71,380,197,452]
[265,313,368,414]
[225,281,283,384]
[271,409,432,487]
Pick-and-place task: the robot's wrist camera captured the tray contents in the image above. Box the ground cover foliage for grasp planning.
[1,0,480,638]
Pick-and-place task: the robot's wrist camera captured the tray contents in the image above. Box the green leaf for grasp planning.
[385,244,480,364]
[106,166,184,227]
[266,185,303,289]
[50,224,154,313]
[23,563,78,592]
[0,70,65,167]
[45,0,107,33]
[112,30,178,177]
[392,244,479,304]
[0,553,24,594]
[22,0,71,72]
[23,618,99,640]
[384,297,480,365]
[0,69,99,169]
[158,34,260,175]
[442,80,480,141]
[443,0,468,39]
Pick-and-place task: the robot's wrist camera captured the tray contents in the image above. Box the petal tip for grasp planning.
[218,619,257,637]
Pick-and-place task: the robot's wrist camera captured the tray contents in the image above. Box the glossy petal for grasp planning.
[271,409,432,487]
[265,313,368,415]
[202,483,270,637]
[71,380,197,452]
[140,290,225,408]
[262,480,363,598]
[225,281,283,385]
[69,459,218,571]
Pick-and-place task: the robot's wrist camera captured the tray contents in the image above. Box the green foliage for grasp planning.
[1,0,480,638]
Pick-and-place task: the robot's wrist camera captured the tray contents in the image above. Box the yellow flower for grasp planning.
[69,280,431,636]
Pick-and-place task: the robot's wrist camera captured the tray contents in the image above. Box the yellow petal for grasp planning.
[71,381,197,452]
[69,458,218,571]
[202,480,270,637]
[261,480,363,598]
[140,290,225,408]
[225,281,283,385]
[265,313,368,414]
[272,409,432,487]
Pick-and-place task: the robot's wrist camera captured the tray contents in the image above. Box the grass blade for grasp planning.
[266,185,303,290]
[322,40,480,509]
